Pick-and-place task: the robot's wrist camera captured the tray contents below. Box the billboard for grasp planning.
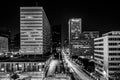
[69,18,82,42]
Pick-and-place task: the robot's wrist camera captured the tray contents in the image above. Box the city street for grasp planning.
[47,59,59,76]
[0,1,119,80]
[62,49,94,80]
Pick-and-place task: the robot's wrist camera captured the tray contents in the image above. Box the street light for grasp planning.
[1,68,5,71]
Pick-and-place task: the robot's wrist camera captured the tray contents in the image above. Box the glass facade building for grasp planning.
[20,7,51,54]
[94,31,120,80]
[68,18,82,56]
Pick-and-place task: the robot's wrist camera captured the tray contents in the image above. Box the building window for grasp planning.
[109,73,116,78]
[94,52,103,55]
[101,61,104,64]
[94,44,103,46]
[109,38,120,41]
[20,12,42,16]
[94,55,104,59]
[24,41,42,43]
[109,63,120,66]
[21,35,28,37]
[21,19,42,21]
[20,8,42,12]
[109,48,120,51]
[96,67,103,72]
[35,38,42,40]
[94,39,103,42]
[109,53,120,56]
[109,68,120,71]
[31,35,42,37]
[94,48,103,50]
[6,64,11,72]
[21,44,40,46]
[21,29,33,31]
[109,58,120,61]
[21,32,26,34]
[108,43,119,46]
[96,63,103,68]
[21,38,28,40]
[0,64,5,72]
[21,23,42,25]
[30,32,39,34]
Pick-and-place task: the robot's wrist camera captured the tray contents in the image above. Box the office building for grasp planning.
[0,54,52,80]
[0,6,52,80]
[0,60,47,80]
[20,7,51,54]
[94,31,120,80]
[83,31,99,39]
[0,29,11,51]
[52,25,61,52]
[0,36,8,53]
[68,18,82,56]
[68,18,82,43]
[79,31,99,58]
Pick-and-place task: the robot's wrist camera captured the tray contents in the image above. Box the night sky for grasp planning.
[0,0,120,41]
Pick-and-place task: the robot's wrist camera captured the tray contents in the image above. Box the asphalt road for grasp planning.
[62,49,94,80]
[47,59,59,76]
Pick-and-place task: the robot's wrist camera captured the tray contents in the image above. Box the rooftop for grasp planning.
[102,31,120,36]
[0,54,52,62]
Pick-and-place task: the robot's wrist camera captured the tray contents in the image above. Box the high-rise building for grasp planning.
[52,25,61,52]
[13,33,20,51]
[79,31,99,58]
[0,29,11,51]
[94,31,120,80]
[68,18,82,56]
[0,57,49,80]
[0,36,8,53]
[20,7,51,55]
[0,6,52,80]
[68,18,82,43]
